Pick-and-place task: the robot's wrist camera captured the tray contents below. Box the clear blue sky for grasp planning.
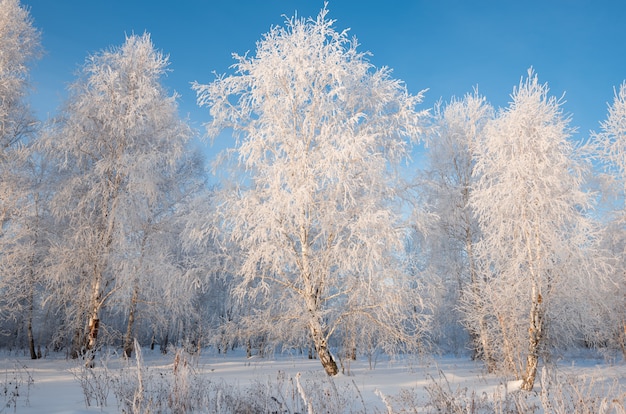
[22,0,626,159]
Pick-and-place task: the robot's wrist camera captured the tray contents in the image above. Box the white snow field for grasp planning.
[0,347,624,413]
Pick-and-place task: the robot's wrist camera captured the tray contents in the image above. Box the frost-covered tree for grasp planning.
[0,153,53,359]
[420,91,493,358]
[181,188,243,354]
[0,0,40,150]
[0,0,41,248]
[470,70,602,390]
[118,149,207,358]
[40,33,195,361]
[193,7,428,375]
[0,0,40,219]
[593,82,626,185]
[0,0,43,358]
[590,81,626,356]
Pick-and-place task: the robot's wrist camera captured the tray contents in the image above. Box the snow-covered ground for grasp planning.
[0,348,624,413]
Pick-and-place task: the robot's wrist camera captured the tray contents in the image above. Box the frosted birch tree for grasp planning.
[0,0,41,255]
[470,69,600,390]
[0,153,53,358]
[0,0,40,151]
[420,91,494,360]
[0,0,43,358]
[118,149,207,358]
[193,7,428,376]
[590,81,626,356]
[40,33,194,362]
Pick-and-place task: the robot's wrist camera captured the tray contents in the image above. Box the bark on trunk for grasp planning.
[160,333,169,354]
[466,230,497,372]
[125,233,149,359]
[349,346,357,361]
[471,317,496,373]
[70,328,83,359]
[497,313,520,377]
[617,322,626,360]
[27,286,37,360]
[343,319,357,361]
[87,316,100,350]
[83,187,118,366]
[85,264,105,366]
[299,211,337,375]
[123,315,135,359]
[27,315,37,360]
[522,352,539,391]
[521,293,543,391]
[84,315,100,367]
[308,318,338,376]
[123,282,140,358]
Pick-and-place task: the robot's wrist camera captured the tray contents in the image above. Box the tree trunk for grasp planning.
[300,217,337,375]
[522,352,539,391]
[84,193,118,366]
[85,315,100,366]
[308,318,338,376]
[466,233,497,372]
[70,328,83,359]
[27,283,37,360]
[521,292,543,391]
[472,316,496,372]
[27,314,37,360]
[123,281,140,358]
[343,318,357,361]
[304,281,338,375]
[86,312,100,351]
[84,264,105,366]
[619,322,626,360]
[125,233,149,359]
[497,312,521,377]
[160,333,169,354]
[84,289,102,366]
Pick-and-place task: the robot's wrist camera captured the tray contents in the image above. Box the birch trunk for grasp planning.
[304,286,338,375]
[123,282,139,358]
[521,289,543,391]
[124,231,148,358]
[299,211,338,376]
[27,271,37,359]
[620,322,626,360]
[84,269,103,366]
[84,189,118,364]
[27,305,36,360]
[308,317,338,376]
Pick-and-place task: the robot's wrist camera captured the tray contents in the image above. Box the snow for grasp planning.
[1,348,624,413]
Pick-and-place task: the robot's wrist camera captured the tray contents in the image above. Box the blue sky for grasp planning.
[22,0,626,160]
